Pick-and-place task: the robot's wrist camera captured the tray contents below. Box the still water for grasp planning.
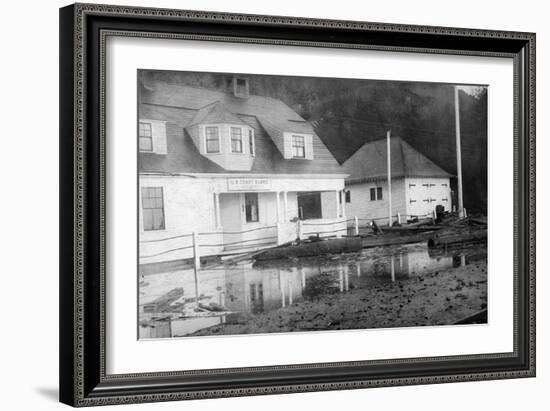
[139,243,487,338]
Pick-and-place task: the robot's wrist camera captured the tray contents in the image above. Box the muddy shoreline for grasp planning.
[188,260,488,336]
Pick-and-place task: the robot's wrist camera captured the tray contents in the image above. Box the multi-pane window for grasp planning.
[292,135,305,158]
[230,127,243,153]
[142,187,165,231]
[248,129,255,156]
[139,122,153,152]
[205,127,220,153]
[345,190,351,203]
[245,193,259,223]
[370,187,383,201]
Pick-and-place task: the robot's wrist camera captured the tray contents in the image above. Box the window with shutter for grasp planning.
[139,122,153,152]
[291,135,305,158]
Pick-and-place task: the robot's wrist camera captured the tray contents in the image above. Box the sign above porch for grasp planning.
[227,178,272,191]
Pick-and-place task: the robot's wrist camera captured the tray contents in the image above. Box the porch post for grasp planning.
[275,191,281,222]
[283,191,289,222]
[335,190,340,218]
[214,192,221,229]
[341,190,346,218]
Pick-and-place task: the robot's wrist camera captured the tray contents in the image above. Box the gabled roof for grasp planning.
[187,101,246,127]
[138,83,344,175]
[343,137,453,183]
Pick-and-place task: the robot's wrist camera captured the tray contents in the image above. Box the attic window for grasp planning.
[291,135,305,158]
[233,77,249,98]
[139,122,153,152]
[205,126,220,153]
[230,127,243,153]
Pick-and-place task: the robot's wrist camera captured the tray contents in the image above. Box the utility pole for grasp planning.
[387,129,392,226]
[454,86,464,218]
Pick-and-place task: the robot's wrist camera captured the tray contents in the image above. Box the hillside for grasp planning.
[139,70,488,213]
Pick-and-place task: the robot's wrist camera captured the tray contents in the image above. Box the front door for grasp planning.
[297,192,322,220]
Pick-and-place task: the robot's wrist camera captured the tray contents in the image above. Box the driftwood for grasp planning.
[361,231,434,248]
[427,226,487,248]
[255,237,363,261]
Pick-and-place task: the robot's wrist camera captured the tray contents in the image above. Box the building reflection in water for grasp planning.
[139,244,486,338]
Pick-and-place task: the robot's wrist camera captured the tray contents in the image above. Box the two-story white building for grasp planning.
[342,137,453,225]
[139,78,348,266]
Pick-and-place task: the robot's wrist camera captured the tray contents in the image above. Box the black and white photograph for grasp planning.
[138,70,488,339]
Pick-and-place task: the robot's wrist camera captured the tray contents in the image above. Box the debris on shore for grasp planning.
[187,259,488,336]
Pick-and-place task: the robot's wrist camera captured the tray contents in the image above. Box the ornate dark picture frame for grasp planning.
[59,3,535,407]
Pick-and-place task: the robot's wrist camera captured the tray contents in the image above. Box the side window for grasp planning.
[142,187,165,231]
[370,187,383,201]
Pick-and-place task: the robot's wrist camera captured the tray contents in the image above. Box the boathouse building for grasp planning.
[342,137,453,226]
[139,79,348,265]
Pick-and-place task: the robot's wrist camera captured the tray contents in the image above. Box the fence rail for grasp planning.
[140,225,278,260]
[139,232,193,244]
[139,211,444,260]
[301,218,354,227]
[199,225,277,236]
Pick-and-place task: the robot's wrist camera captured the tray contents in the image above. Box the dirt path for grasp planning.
[189,260,488,336]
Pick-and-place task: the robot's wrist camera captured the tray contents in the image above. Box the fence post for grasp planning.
[192,231,200,305]
[354,216,359,236]
[464,208,468,217]
[433,209,437,220]
[397,213,401,224]
[297,220,303,240]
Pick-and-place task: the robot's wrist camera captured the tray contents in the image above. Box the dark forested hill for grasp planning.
[139,70,488,213]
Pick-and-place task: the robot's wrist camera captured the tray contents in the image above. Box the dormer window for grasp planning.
[139,122,153,152]
[230,127,243,153]
[233,77,250,98]
[292,135,306,158]
[205,126,220,153]
[192,123,255,170]
[138,119,167,154]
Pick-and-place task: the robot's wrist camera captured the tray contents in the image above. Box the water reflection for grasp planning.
[139,243,487,338]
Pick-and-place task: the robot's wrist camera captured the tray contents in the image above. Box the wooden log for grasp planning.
[427,227,487,248]
[361,232,433,248]
[254,237,362,261]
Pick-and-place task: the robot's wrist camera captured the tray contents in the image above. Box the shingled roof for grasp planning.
[139,82,344,175]
[343,137,453,184]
